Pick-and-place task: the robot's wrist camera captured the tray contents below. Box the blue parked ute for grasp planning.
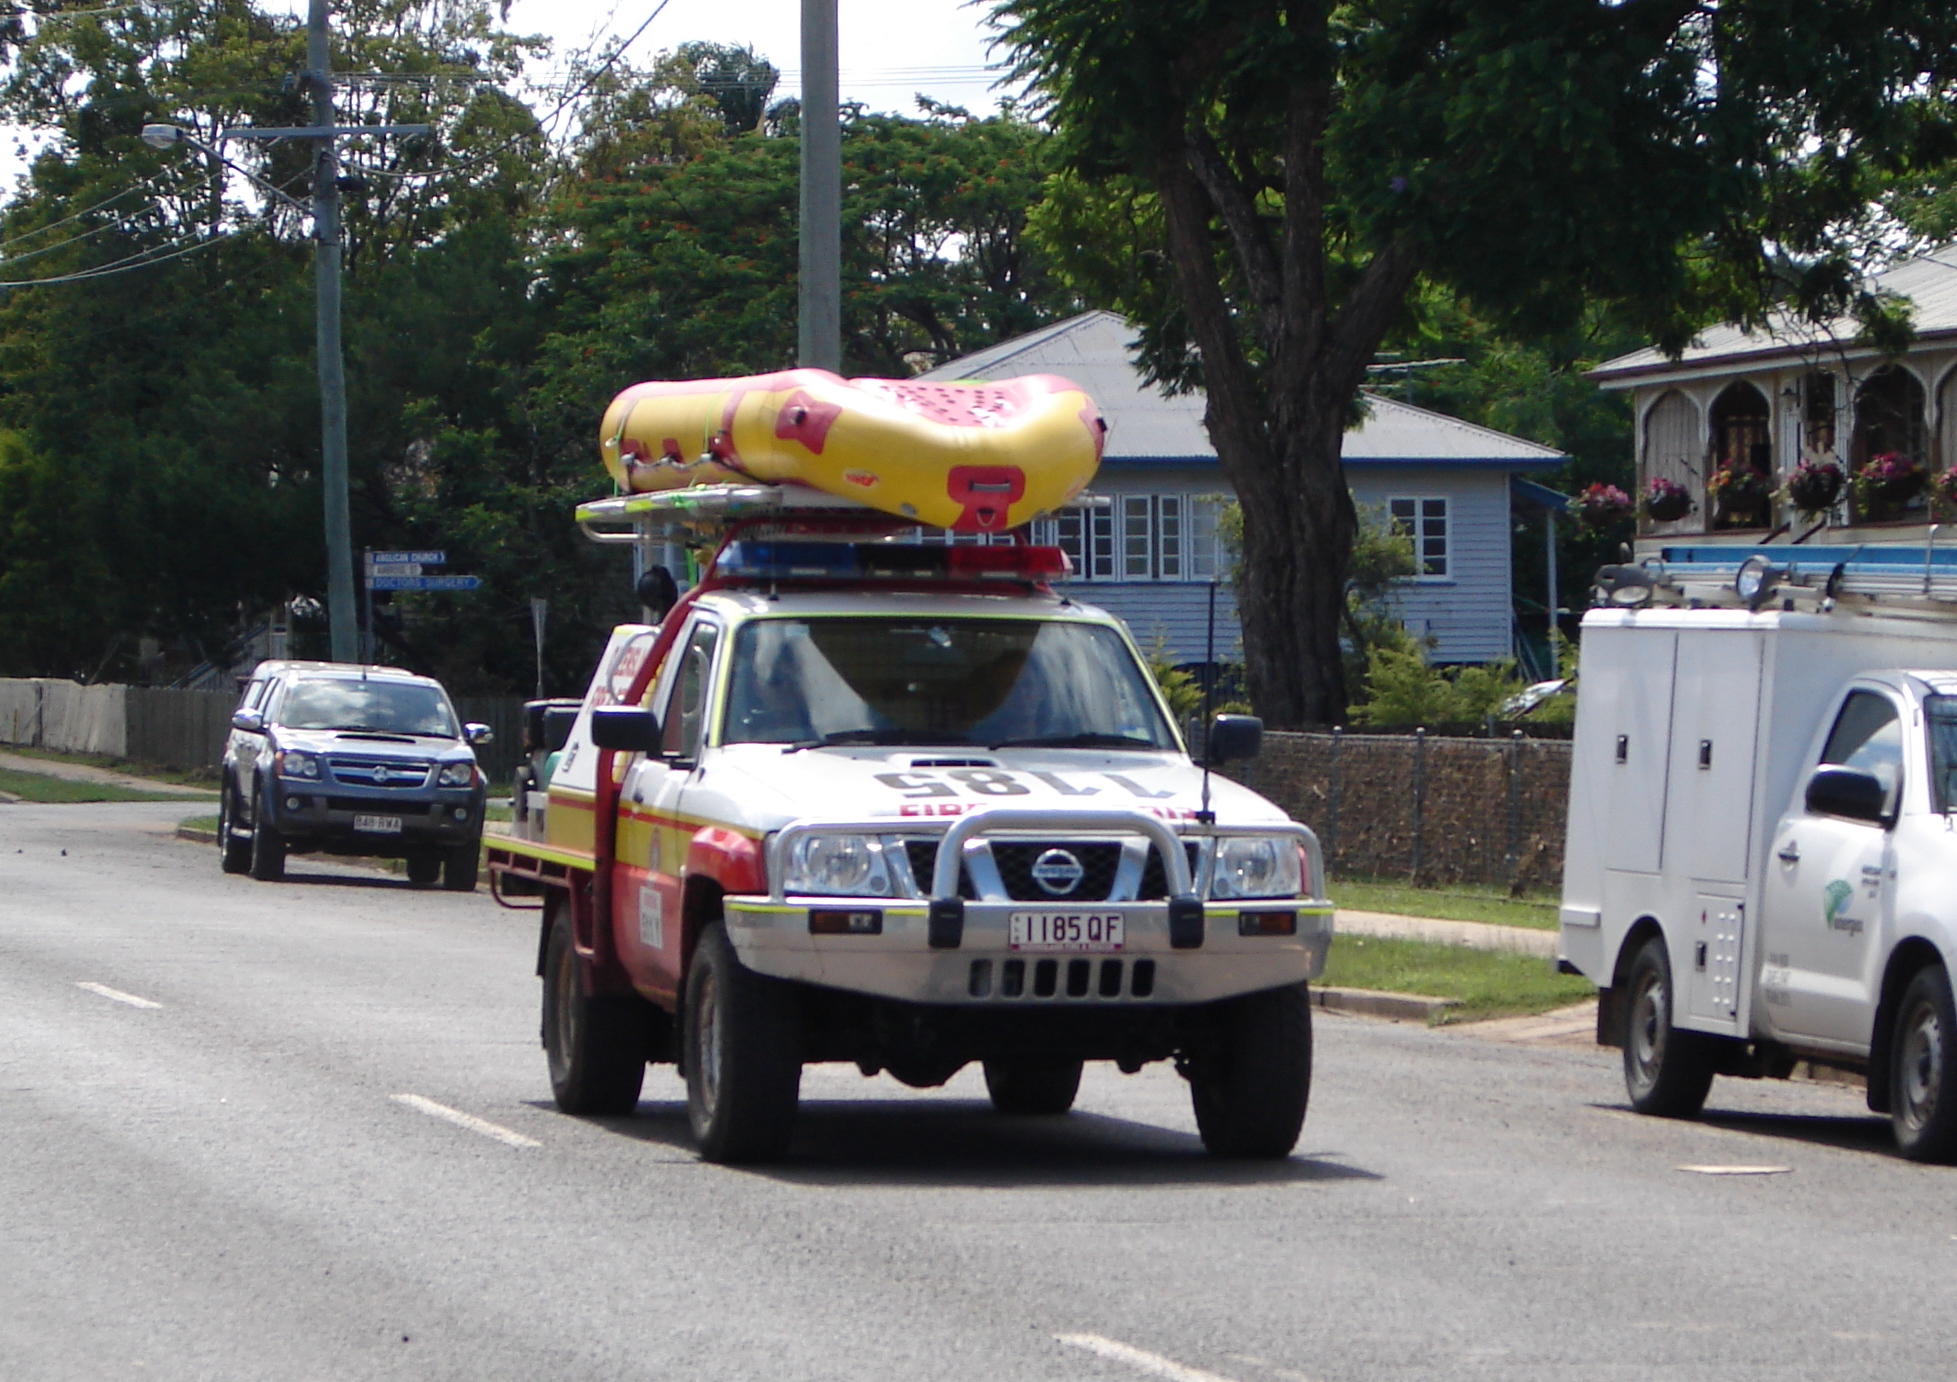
[219,661,490,889]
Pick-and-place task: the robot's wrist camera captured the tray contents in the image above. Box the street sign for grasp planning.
[366,550,446,567]
[368,563,422,578]
[368,574,482,591]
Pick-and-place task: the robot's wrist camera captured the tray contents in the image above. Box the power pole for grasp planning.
[798,0,841,372]
[309,0,357,663]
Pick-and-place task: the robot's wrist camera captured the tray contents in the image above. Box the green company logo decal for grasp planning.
[1822,878,1863,934]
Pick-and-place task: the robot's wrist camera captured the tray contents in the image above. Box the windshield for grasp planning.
[722,617,1178,750]
[277,679,459,737]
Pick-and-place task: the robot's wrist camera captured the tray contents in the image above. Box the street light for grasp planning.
[140,80,429,664]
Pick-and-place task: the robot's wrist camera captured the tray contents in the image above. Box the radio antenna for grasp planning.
[1198,577,1216,826]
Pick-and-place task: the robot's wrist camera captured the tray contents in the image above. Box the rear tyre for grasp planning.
[218,784,251,875]
[684,920,801,1163]
[982,1057,1083,1115]
[1890,965,1957,1163]
[1622,936,1714,1118]
[405,852,441,887]
[541,911,647,1116]
[248,813,285,882]
[1188,981,1313,1158]
[442,842,480,892]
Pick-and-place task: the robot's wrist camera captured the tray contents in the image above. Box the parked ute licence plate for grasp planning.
[353,814,404,834]
[1009,911,1125,952]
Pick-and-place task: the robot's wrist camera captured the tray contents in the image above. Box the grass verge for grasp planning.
[2,745,217,788]
[1322,935,1594,1023]
[1329,877,1559,930]
[179,814,220,833]
[0,764,204,803]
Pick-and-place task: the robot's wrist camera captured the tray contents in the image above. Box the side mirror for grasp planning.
[231,708,265,733]
[464,722,493,746]
[1806,765,1890,825]
[590,706,661,754]
[1206,713,1263,765]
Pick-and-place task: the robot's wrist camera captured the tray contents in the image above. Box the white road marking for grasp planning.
[391,1094,540,1148]
[76,982,162,1009]
[1057,1333,1241,1382]
[1677,1164,1792,1175]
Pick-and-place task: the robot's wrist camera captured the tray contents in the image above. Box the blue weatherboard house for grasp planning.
[918,311,1565,665]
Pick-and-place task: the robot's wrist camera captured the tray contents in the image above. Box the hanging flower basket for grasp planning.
[1573,482,1633,529]
[1933,469,1957,519]
[1782,459,1844,519]
[1707,466,1771,527]
[1643,476,1693,524]
[1857,452,1926,505]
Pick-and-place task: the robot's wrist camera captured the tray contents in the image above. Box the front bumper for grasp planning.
[724,897,1332,1005]
[266,785,484,850]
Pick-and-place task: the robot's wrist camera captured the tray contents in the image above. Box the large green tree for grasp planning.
[998,0,1957,726]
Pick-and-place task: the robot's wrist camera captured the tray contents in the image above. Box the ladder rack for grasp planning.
[1597,533,1957,617]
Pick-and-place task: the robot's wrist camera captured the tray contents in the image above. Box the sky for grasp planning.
[497,0,1016,117]
[2,1,1017,188]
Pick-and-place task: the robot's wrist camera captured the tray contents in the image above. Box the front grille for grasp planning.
[904,840,977,899]
[990,842,1122,901]
[1137,843,1202,900]
[908,838,1200,900]
[325,755,433,789]
[327,796,433,815]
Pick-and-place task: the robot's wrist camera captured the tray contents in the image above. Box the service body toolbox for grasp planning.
[1562,549,1957,1159]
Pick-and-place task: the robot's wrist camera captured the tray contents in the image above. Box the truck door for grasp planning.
[615,615,721,1004]
[1757,688,1898,1047]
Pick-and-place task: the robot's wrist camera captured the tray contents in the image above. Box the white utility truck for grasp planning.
[1561,548,1957,1160]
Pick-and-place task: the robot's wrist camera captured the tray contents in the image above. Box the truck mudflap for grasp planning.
[725,808,1332,1005]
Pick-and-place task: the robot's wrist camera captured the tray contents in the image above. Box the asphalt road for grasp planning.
[5,802,1955,1382]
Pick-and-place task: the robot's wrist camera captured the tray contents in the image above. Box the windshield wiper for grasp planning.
[781,728,967,753]
[988,732,1159,751]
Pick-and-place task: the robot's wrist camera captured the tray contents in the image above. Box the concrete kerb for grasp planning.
[1313,985,1460,1023]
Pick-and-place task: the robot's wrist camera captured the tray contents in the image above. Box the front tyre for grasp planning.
[406,852,441,887]
[1188,981,1313,1158]
[1890,965,1957,1163]
[248,812,285,882]
[983,1057,1082,1115]
[218,783,251,875]
[541,912,647,1115]
[1622,936,1714,1118]
[684,921,801,1163]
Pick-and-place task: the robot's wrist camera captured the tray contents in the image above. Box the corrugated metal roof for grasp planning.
[918,311,1565,467]
[1591,249,1957,383]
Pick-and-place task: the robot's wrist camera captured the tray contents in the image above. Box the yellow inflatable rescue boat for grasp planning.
[598,369,1103,533]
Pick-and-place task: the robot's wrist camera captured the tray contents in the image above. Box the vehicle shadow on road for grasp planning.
[276,864,423,891]
[573,1098,1381,1188]
[1697,1108,1901,1158]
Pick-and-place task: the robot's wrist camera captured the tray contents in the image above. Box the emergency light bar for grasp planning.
[714,540,1073,583]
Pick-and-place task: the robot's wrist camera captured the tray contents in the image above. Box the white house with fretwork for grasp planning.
[918,311,1565,666]
[1589,249,1957,551]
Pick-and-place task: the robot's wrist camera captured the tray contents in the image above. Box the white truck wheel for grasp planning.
[1891,965,1957,1162]
[1622,937,1713,1117]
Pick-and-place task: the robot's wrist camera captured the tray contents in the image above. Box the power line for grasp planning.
[1,172,219,268]
[0,169,180,251]
[0,212,269,288]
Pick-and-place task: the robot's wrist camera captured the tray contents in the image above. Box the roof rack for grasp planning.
[1596,531,1957,617]
[576,482,1109,544]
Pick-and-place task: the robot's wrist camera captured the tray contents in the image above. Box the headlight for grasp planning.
[784,834,890,896]
[276,749,320,780]
[1210,836,1302,899]
[437,761,477,788]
